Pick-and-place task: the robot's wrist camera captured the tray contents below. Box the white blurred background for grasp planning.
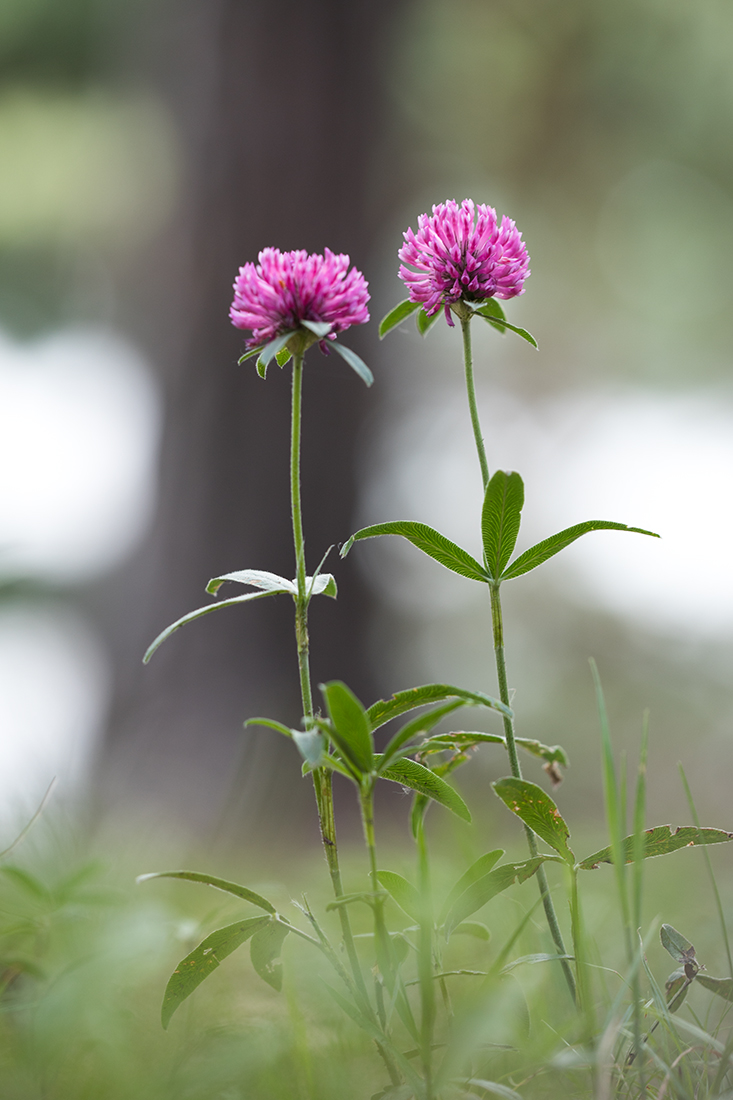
[3,0,733,835]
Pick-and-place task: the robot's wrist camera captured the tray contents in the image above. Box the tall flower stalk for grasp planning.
[287,340,369,1005]
[230,248,372,999]
[457,308,576,1001]
[144,246,374,1004]
[396,199,575,1000]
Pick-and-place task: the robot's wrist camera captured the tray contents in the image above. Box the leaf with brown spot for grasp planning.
[578,826,733,870]
[493,778,574,864]
[161,916,269,1028]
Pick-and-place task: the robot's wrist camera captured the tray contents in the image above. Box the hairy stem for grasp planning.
[460,314,489,490]
[490,583,577,1004]
[290,353,367,1003]
[416,815,436,1100]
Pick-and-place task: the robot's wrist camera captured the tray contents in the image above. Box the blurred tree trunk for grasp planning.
[97,0,401,841]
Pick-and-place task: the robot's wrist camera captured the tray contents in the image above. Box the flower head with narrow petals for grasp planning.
[230,247,370,348]
[398,199,529,323]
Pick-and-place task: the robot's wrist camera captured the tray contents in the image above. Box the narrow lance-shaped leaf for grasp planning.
[501,520,660,581]
[474,307,538,349]
[325,890,387,912]
[330,340,374,386]
[696,974,733,1002]
[341,521,489,583]
[380,699,466,768]
[416,306,441,336]
[472,296,507,333]
[376,755,471,822]
[453,1079,521,1100]
[291,729,325,768]
[439,849,504,924]
[206,569,297,597]
[367,682,512,731]
[665,967,691,1013]
[444,857,551,937]
[418,731,568,771]
[300,319,332,338]
[321,681,374,775]
[379,298,420,339]
[143,590,284,663]
[376,870,422,922]
[493,778,575,864]
[452,922,491,940]
[243,717,293,739]
[136,870,276,913]
[250,919,290,991]
[206,569,336,600]
[238,343,265,364]
[256,330,296,378]
[481,470,524,579]
[578,825,733,870]
[660,923,696,965]
[161,917,269,1028]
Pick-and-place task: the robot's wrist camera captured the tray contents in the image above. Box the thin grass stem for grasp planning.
[678,763,733,978]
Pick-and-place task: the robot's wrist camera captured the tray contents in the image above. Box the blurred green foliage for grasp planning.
[0,821,731,1099]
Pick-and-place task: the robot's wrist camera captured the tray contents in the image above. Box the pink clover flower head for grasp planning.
[230,247,370,347]
[398,199,530,319]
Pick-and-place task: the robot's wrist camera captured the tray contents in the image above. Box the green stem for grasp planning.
[416,815,436,1100]
[360,784,394,1023]
[290,352,312,714]
[460,314,489,490]
[490,583,577,1004]
[289,353,368,1004]
[457,314,576,1001]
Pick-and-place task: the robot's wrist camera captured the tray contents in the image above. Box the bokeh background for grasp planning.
[2,0,733,855]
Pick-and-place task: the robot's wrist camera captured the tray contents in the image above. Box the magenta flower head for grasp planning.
[230,247,372,384]
[230,247,369,347]
[398,199,529,325]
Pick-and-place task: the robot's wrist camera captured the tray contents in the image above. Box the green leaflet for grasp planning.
[472,296,508,333]
[481,470,524,579]
[443,858,550,938]
[300,320,332,338]
[380,700,466,768]
[207,569,298,596]
[474,307,538,348]
[330,340,374,386]
[665,967,691,1013]
[243,717,293,738]
[379,298,420,338]
[250,919,291,991]
[451,921,491,940]
[493,778,575,865]
[660,923,696,964]
[161,916,269,1028]
[438,849,504,924]
[206,569,337,600]
[340,520,489,583]
[417,731,568,771]
[376,756,471,822]
[366,682,511,731]
[255,331,296,377]
[376,870,422,922]
[696,974,733,1002]
[501,520,660,581]
[143,590,281,663]
[578,825,733,870]
[416,306,441,336]
[321,681,374,775]
[136,870,275,914]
